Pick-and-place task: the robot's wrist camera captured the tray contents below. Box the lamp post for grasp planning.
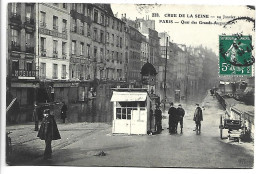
[163,37,168,111]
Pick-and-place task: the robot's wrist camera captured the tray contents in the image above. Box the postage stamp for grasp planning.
[219,35,253,76]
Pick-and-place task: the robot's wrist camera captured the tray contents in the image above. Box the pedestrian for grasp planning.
[193,103,203,134]
[168,102,178,134]
[155,104,162,133]
[37,109,61,160]
[176,104,185,134]
[33,104,39,131]
[61,102,67,123]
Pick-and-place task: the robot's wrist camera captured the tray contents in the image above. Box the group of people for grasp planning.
[168,102,185,134]
[155,102,203,134]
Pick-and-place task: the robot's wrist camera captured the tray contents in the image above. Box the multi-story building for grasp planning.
[7,3,37,106]
[35,3,71,103]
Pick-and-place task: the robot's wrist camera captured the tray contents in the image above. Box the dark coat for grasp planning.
[176,107,185,120]
[168,106,178,123]
[155,109,162,122]
[193,107,203,122]
[61,104,67,119]
[37,115,61,140]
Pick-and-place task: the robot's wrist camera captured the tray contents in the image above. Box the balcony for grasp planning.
[26,46,34,53]
[40,21,46,28]
[62,53,67,59]
[10,42,21,52]
[52,75,58,79]
[12,69,37,79]
[10,13,22,24]
[25,17,34,25]
[53,25,58,30]
[41,49,46,57]
[53,51,58,58]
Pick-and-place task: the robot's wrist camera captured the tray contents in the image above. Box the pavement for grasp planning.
[5,92,254,168]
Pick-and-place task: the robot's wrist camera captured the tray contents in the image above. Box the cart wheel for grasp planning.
[220,115,223,139]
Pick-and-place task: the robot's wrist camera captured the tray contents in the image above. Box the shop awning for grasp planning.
[111,92,147,102]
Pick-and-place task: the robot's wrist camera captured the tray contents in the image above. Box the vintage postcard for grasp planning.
[2,0,256,171]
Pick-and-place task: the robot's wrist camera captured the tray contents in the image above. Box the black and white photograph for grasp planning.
[1,0,257,172]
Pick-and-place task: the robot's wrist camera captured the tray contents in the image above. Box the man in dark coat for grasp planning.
[155,104,162,133]
[193,103,203,134]
[168,102,178,133]
[176,104,185,133]
[37,109,61,159]
[61,102,68,123]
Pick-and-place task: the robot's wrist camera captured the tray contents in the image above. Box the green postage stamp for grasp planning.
[219,35,253,76]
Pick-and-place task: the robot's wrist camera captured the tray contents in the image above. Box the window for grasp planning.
[116,36,119,47]
[72,40,76,55]
[53,40,58,54]
[87,24,91,37]
[86,44,90,57]
[79,4,83,13]
[87,7,91,17]
[94,10,98,23]
[112,19,114,29]
[100,48,104,62]
[100,30,104,43]
[111,51,114,60]
[79,21,84,35]
[106,32,109,43]
[120,37,122,48]
[53,16,58,30]
[53,64,58,79]
[62,42,66,57]
[62,65,66,79]
[125,52,128,63]
[12,61,19,75]
[80,42,84,55]
[25,33,32,47]
[116,102,138,120]
[26,62,32,71]
[71,18,77,32]
[62,3,67,9]
[93,28,97,41]
[40,63,46,78]
[11,29,19,45]
[62,19,67,32]
[100,13,104,25]
[106,16,109,26]
[40,11,46,27]
[72,3,76,10]
[93,47,97,59]
[112,34,114,46]
[106,50,110,61]
[25,4,32,21]
[40,37,46,51]
[11,3,17,14]
[116,52,119,61]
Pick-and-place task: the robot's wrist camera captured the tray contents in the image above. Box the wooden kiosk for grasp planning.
[111,88,153,135]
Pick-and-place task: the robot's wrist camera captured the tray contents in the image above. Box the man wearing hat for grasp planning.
[176,104,185,133]
[155,104,162,133]
[168,102,178,133]
[193,103,203,134]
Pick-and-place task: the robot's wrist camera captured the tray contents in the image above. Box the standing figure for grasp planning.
[193,103,203,134]
[61,102,68,123]
[37,109,61,159]
[176,104,185,134]
[33,104,39,131]
[155,104,162,133]
[168,102,177,133]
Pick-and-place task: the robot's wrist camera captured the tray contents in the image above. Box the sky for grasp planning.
[111,4,255,54]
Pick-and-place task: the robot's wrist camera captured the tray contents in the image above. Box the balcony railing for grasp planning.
[11,42,21,51]
[53,25,58,30]
[52,75,58,79]
[62,53,67,59]
[40,21,46,28]
[25,17,35,25]
[12,69,37,78]
[10,13,22,24]
[53,51,58,58]
[41,49,46,57]
[26,46,34,53]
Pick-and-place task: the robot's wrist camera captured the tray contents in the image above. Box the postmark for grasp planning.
[219,35,253,76]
